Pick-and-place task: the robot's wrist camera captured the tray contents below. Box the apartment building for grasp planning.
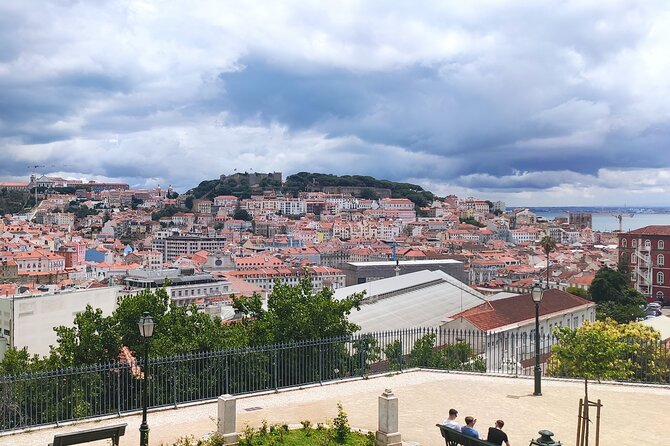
[618,225,670,303]
[225,266,345,292]
[379,198,416,223]
[152,235,229,261]
[123,268,232,306]
[11,249,66,274]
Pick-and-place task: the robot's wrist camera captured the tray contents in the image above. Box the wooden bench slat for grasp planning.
[50,423,127,446]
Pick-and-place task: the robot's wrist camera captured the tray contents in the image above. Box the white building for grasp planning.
[443,289,596,374]
[0,287,120,359]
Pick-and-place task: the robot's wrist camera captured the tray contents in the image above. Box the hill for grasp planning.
[184,172,435,208]
[0,189,32,215]
[283,172,435,207]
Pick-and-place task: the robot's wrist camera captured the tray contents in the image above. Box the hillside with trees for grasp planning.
[184,172,436,208]
[0,189,31,215]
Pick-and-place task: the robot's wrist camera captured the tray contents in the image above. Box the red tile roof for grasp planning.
[625,225,670,236]
[451,289,593,331]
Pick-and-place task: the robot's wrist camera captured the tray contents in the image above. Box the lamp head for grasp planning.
[138,311,154,338]
[531,285,544,303]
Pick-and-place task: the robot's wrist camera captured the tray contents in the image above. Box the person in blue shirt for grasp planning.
[461,416,480,439]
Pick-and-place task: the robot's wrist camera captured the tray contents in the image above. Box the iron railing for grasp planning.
[1,327,668,432]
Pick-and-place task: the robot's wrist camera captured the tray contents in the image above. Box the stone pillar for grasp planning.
[217,394,239,445]
[376,388,401,446]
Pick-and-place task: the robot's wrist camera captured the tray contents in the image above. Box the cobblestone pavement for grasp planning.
[2,370,668,446]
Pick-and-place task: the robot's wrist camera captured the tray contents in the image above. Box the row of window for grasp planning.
[631,271,667,284]
[170,286,227,298]
[630,253,665,266]
[621,238,665,249]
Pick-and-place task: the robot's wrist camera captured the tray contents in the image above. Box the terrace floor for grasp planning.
[1,370,668,446]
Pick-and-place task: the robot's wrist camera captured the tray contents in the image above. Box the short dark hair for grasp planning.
[449,409,458,416]
[465,416,474,425]
[496,420,504,428]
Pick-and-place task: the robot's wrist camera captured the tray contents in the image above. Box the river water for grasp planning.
[530,211,670,232]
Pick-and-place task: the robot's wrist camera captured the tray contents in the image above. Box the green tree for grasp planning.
[617,253,630,278]
[407,333,484,371]
[383,340,403,371]
[235,276,364,345]
[233,208,252,221]
[459,217,485,228]
[549,320,667,443]
[49,305,121,368]
[589,267,645,323]
[589,267,628,303]
[539,235,557,289]
[565,286,588,299]
[596,289,646,323]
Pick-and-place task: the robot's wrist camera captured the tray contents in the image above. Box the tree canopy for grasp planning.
[548,319,666,383]
[589,267,645,323]
[233,275,364,346]
[1,278,366,373]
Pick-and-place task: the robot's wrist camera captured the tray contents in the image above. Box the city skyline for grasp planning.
[2,1,670,206]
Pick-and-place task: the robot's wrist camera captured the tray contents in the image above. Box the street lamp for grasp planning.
[137,312,154,446]
[531,285,544,396]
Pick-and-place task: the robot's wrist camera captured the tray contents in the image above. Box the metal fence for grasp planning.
[1,327,668,432]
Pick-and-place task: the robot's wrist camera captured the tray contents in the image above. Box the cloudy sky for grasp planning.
[2,1,670,206]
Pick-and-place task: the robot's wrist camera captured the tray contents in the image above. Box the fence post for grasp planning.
[360,339,367,377]
[172,360,178,408]
[273,350,278,391]
[376,388,401,446]
[55,371,59,426]
[217,394,239,445]
[319,344,323,384]
[398,331,403,372]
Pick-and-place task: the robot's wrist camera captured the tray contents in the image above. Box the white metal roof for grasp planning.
[333,270,488,332]
[346,259,462,267]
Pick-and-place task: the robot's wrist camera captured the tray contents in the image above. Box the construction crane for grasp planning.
[614,213,635,232]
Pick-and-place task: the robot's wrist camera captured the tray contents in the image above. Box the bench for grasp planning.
[436,424,498,446]
[49,423,127,446]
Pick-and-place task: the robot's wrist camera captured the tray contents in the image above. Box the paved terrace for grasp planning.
[1,370,668,446]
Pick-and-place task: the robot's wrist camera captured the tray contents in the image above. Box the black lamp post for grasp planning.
[137,312,154,446]
[531,285,544,396]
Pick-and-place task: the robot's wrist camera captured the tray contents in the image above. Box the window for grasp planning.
[658,254,665,266]
[659,240,665,250]
[621,238,627,248]
[631,271,636,281]
[645,239,651,248]
[657,291,664,300]
[658,272,664,284]
[632,239,638,248]
[631,253,637,264]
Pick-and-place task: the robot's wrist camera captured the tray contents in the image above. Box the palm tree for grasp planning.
[540,235,557,289]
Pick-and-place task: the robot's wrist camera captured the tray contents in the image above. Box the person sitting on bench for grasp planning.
[461,416,480,439]
[486,419,510,446]
[441,408,461,432]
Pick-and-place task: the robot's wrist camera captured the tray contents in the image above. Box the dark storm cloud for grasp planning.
[218,58,670,183]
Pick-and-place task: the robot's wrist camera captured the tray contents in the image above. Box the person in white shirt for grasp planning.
[442,408,461,431]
